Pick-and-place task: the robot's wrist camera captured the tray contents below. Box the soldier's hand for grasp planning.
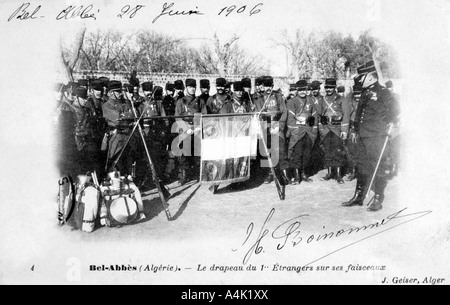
[351,133,357,144]
[186,128,194,135]
[340,132,348,140]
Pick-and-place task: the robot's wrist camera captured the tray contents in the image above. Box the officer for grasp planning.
[318,78,351,184]
[102,80,136,175]
[258,76,289,185]
[345,77,363,181]
[285,80,318,184]
[205,78,231,114]
[174,78,206,185]
[342,61,400,211]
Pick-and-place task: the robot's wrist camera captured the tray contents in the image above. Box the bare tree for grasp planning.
[60,27,86,82]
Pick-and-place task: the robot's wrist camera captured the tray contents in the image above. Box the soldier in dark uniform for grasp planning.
[205,78,231,114]
[174,79,185,102]
[224,81,233,95]
[163,83,176,116]
[342,61,400,211]
[285,80,318,184]
[102,80,137,175]
[71,86,102,174]
[255,76,289,185]
[241,77,253,105]
[345,78,363,181]
[318,78,351,184]
[252,76,265,109]
[198,79,211,108]
[174,79,207,185]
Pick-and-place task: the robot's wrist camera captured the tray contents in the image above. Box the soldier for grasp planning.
[318,78,351,184]
[98,77,110,99]
[252,76,265,112]
[287,83,299,101]
[205,78,231,114]
[175,79,206,185]
[198,79,211,107]
[71,86,102,174]
[342,61,400,211]
[257,76,289,185]
[102,80,136,175]
[345,78,363,181]
[174,79,185,102]
[163,83,177,116]
[285,80,318,184]
[241,77,253,105]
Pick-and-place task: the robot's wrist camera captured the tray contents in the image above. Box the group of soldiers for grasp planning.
[53,61,400,212]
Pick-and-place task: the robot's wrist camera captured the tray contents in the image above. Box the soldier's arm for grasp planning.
[102,103,120,127]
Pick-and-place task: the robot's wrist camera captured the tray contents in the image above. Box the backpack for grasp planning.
[99,178,141,227]
[58,174,100,233]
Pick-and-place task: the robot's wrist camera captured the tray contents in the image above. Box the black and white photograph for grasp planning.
[0,0,449,288]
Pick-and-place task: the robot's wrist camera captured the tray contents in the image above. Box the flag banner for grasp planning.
[201,114,259,184]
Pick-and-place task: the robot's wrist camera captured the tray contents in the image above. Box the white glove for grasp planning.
[186,128,194,135]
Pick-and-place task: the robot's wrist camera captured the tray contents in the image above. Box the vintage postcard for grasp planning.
[0,0,449,287]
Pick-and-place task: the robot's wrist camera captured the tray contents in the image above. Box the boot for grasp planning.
[321,167,333,181]
[301,170,313,183]
[264,172,274,184]
[346,167,356,181]
[336,167,344,184]
[367,177,387,212]
[342,175,366,207]
[281,169,290,186]
[292,169,301,185]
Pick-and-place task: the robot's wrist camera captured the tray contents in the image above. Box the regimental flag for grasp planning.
[201,114,259,184]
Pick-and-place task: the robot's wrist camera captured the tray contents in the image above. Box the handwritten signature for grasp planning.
[234,207,432,265]
[152,2,204,24]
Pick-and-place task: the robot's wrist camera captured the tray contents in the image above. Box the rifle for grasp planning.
[129,95,172,221]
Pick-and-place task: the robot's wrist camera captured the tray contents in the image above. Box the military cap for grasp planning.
[108,80,122,91]
[296,79,308,90]
[337,86,345,93]
[233,81,244,92]
[74,87,88,99]
[123,83,134,93]
[165,83,175,91]
[241,78,252,88]
[154,86,164,98]
[225,82,233,89]
[255,76,265,86]
[174,80,185,90]
[91,80,104,91]
[185,78,197,87]
[142,81,154,92]
[200,79,210,88]
[310,81,322,90]
[53,82,64,92]
[357,60,376,75]
[263,76,274,87]
[216,78,227,87]
[130,77,140,87]
[324,78,337,88]
[289,84,298,90]
[385,80,393,88]
[77,79,89,88]
[98,77,110,88]
[353,85,363,93]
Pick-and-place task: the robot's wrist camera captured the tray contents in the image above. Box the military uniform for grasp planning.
[317,78,351,183]
[102,81,136,175]
[174,79,206,184]
[342,61,400,211]
[345,82,363,181]
[257,76,288,184]
[285,80,318,184]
